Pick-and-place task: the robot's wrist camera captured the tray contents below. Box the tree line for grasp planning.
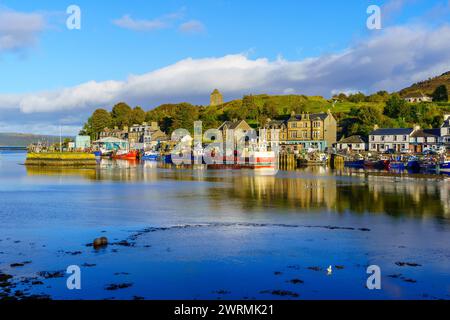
[81,86,449,140]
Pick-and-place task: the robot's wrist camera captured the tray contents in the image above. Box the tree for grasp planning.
[348,92,366,103]
[242,95,258,120]
[384,94,408,118]
[347,105,383,136]
[131,106,146,124]
[111,102,133,128]
[91,109,112,138]
[432,85,448,102]
[261,101,278,118]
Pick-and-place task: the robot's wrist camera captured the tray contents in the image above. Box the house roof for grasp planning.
[410,129,439,138]
[288,112,329,122]
[218,120,250,130]
[339,135,366,144]
[369,128,414,135]
[264,120,285,129]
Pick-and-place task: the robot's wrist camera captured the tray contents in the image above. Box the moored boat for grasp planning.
[437,161,450,174]
[112,150,138,160]
[141,151,159,161]
[389,161,406,171]
[344,159,365,169]
[407,157,421,172]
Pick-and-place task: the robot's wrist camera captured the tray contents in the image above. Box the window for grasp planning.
[403,135,407,141]
[394,135,397,141]
[381,136,385,141]
[371,136,374,141]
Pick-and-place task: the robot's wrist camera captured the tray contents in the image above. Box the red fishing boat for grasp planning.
[112,150,138,160]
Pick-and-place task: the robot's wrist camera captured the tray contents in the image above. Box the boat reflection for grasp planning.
[25,160,449,219]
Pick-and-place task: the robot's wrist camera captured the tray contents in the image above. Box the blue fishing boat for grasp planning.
[437,161,450,175]
[389,161,405,171]
[141,151,159,161]
[162,154,172,164]
[407,157,420,172]
[344,159,365,168]
[93,151,102,158]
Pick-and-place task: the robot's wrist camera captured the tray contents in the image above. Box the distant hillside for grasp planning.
[399,71,450,98]
[0,133,70,147]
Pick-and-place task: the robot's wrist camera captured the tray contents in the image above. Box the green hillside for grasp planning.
[399,71,450,98]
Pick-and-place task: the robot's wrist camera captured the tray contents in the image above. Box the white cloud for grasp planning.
[0,7,46,53]
[179,20,206,34]
[113,9,184,32]
[1,23,450,134]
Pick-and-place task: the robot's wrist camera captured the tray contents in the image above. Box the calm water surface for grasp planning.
[0,151,449,300]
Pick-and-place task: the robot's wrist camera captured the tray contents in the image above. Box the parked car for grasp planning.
[384,149,395,154]
[400,148,412,154]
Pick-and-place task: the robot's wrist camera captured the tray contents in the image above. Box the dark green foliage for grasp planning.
[92,109,112,135]
[111,102,133,128]
[432,85,448,102]
[131,106,146,125]
[383,94,408,118]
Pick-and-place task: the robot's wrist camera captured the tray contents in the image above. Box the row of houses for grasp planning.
[217,111,337,152]
[337,115,450,153]
[99,122,168,149]
[95,111,449,154]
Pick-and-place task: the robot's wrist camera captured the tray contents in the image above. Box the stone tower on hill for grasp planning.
[210,89,223,106]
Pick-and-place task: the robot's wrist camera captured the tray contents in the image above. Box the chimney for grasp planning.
[413,124,421,132]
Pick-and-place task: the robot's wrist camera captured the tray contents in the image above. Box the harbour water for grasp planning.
[0,150,449,300]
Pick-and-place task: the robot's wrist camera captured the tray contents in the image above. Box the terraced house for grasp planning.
[263,110,337,151]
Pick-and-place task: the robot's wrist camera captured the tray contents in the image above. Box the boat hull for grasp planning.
[112,150,138,160]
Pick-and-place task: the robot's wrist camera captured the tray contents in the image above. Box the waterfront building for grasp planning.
[93,137,129,151]
[336,135,367,152]
[409,129,440,153]
[210,89,224,106]
[99,127,128,140]
[368,127,415,152]
[75,135,91,150]
[262,110,337,152]
[129,122,167,148]
[441,114,450,147]
[218,119,253,142]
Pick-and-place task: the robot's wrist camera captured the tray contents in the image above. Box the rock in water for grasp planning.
[93,237,108,249]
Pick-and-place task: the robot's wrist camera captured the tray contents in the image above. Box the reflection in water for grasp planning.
[25,159,450,219]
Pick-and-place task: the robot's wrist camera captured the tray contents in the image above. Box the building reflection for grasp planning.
[26,161,449,219]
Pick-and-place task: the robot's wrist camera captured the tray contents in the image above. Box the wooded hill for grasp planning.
[399,71,450,97]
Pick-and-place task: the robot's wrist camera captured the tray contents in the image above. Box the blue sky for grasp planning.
[1,0,450,134]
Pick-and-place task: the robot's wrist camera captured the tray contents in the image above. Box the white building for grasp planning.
[337,135,367,151]
[441,114,450,146]
[404,95,433,103]
[368,128,415,153]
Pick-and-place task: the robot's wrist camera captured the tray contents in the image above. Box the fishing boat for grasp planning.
[437,161,450,175]
[376,159,390,170]
[389,161,406,171]
[112,150,138,160]
[141,151,159,161]
[162,154,172,164]
[344,159,365,168]
[245,151,276,171]
[407,157,421,172]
